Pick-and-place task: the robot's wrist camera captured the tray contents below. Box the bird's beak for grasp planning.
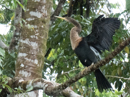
[55,16,67,21]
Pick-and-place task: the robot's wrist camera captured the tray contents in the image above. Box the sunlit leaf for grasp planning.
[0,89,2,93]
[11,14,15,21]
[26,86,33,92]
[16,0,26,11]
[126,0,130,12]
[124,46,129,54]
[0,13,4,20]
[5,84,13,93]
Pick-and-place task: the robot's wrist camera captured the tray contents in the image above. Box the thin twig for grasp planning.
[62,68,83,75]
[106,75,130,80]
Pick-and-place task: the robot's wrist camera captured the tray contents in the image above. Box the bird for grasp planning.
[55,15,120,92]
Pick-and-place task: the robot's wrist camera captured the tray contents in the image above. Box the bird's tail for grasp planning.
[94,69,112,92]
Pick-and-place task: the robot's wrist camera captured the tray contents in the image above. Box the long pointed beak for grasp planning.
[55,16,67,21]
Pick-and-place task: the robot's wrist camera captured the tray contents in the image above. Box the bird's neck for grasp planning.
[70,27,82,50]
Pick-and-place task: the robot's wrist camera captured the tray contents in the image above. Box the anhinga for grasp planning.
[55,15,120,92]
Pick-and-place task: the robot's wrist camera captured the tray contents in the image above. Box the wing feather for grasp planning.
[86,15,120,53]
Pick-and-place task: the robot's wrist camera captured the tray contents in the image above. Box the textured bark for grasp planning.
[9,0,23,52]
[6,78,82,97]
[10,0,53,97]
[6,0,82,96]
[15,0,52,81]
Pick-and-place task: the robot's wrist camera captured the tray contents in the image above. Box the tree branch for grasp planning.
[51,0,66,22]
[45,0,66,58]
[6,78,82,97]
[51,37,130,93]
[62,68,83,75]
[45,48,52,57]
[63,0,75,17]
[4,37,130,96]
[106,75,130,80]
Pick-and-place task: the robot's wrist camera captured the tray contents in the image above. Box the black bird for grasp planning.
[55,15,120,92]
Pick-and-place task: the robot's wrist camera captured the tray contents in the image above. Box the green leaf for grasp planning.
[0,89,2,93]
[26,86,33,92]
[16,0,26,11]
[124,46,129,54]
[0,13,4,20]
[126,0,130,12]
[2,84,5,88]
[115,90,123,95]
[5,85,13,93]
[0,47,5,56]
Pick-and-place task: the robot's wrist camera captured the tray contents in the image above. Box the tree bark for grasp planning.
[9,0,53,96]
[6,0,83,97]
[9,0,23,52]
[6,78,82,97]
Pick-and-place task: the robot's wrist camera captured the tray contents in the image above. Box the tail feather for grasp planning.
[94,69,112,92]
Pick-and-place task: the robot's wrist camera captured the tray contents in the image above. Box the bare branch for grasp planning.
[106,75,130,80]
[62,68,83,75]
[51,37,130,92]
[63,0,75,17]
[51,0,66,22]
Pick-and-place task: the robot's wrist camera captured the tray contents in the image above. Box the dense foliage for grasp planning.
[0,0,130,96]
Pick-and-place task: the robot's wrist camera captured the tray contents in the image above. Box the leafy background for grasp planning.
[0,0,130,96]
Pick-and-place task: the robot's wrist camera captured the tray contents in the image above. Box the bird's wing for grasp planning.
[86,15,120,53]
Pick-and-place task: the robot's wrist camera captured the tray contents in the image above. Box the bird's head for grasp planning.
[55,16,70,22]
[55,16,81,32]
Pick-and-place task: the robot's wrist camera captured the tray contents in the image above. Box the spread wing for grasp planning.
[86,15,120,53]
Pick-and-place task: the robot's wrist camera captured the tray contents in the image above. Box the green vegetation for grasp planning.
[0,0,130,96]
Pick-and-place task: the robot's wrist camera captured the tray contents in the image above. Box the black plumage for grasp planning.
[86,15,120,53]
[56,15,120,92]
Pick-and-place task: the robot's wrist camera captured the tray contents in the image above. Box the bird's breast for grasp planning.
[74,40,99,66]
[70,37,82,50]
